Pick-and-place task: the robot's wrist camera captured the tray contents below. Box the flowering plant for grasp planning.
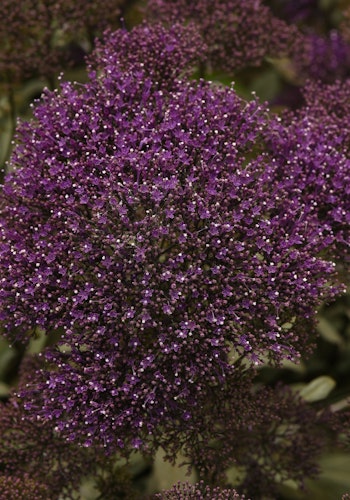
[0,2,349,499]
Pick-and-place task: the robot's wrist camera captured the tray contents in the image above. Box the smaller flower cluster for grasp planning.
[89,22,206,90]
[300,79,350,154]
[296,31,350,83]
[0,475,50,500]
[0,402,87,499]
[153,481,246,499]
[146,0,300,74]
[0,356,142,499]
[0,358,99,500]
[266,1,350,84]
[0,0,124,83]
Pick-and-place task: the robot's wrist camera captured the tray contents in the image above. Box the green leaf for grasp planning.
[299,376,336,402]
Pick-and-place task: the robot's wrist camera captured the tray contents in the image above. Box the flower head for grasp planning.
[146,0,300,74]
[295,31,350,83]
[89,22,206,90]
[0,24,342,452]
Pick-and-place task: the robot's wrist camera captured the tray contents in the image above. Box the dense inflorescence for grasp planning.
[265,81,350,260]
[152,481,246,499]
[300,79,350,153]
[0,24,344,453]
[0,361,99,499]
[0,475,50,500]
[0,356,143,499]
[89,22,207,90]
[265,1,350,84]
[295,31,350,83]
[146,0,300,74]
[0,0,123,83]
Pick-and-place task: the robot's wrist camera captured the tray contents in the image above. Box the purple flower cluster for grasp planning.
[0,475,50,500]
[265,82,350,259]
[152,481,246,499]
[0,377,98,499]
[0,0,124,83]
[0,24,344,454]
[0,355,140,499]
[90,22,207,90]
[266,1,350,85]
[301,79,350,154]
[146,0,300,74]
[296,31,350,83]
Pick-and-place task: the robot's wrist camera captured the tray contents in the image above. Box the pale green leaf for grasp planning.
[299,376,336,402]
